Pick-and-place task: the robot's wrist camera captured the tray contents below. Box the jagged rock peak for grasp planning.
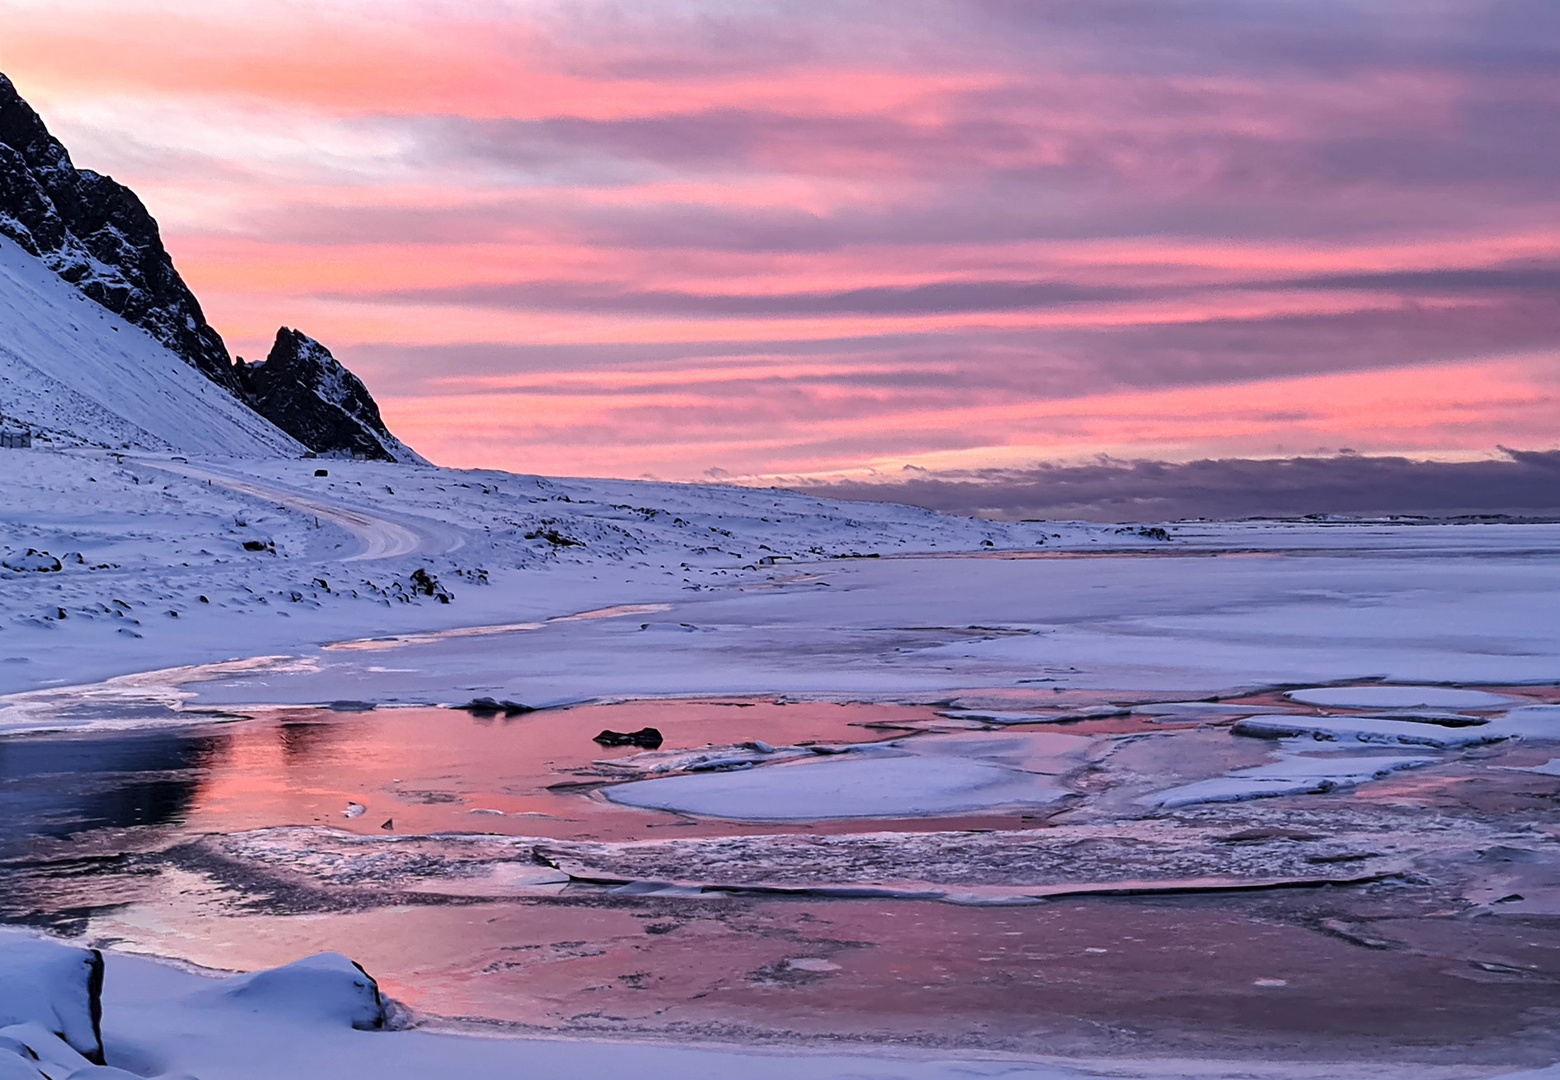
[0,71,241,392]
[237,328,426,464]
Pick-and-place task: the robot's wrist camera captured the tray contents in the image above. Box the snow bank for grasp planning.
[0,938,103,1064]
[186,952,390,1031]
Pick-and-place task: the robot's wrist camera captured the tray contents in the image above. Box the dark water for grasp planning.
[0,728,223,859]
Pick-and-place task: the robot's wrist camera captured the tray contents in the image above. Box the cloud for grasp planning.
[6,0,1560,480]
[786,450,1560,522]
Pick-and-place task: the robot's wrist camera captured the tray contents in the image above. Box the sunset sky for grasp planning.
[2,0,1556,481]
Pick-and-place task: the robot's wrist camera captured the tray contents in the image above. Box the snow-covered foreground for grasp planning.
[2,929,1556,1080]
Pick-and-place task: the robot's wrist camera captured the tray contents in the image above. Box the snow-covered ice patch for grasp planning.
[1487,705,1560,741]
[1286,686,1514,709]
[605,752,1074,821]
[1232,714,1509,748]
[1144,753,1436,808]
[1133,702,1292,717]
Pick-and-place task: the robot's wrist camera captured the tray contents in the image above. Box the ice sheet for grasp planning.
[1488,705,1560,741]
[1144,753,1436,808]
[606,751,1074,820]
[1232,715,1509,748]
[1286,686,1515,709]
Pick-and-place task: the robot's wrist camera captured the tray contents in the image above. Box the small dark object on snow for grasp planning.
[526,528,582,547]
[1137,527,1170,541]
[408,567,452,602]
[594,727,664,749]
[315,468,329,476]
[242,540,269,552]
[380,819,394,831]
[2,549,61,572]
[457,697,536,717]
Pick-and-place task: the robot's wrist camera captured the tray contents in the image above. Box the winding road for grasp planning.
[142,459,462,562]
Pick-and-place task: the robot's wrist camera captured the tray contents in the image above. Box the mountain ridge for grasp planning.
[0,72,421,463]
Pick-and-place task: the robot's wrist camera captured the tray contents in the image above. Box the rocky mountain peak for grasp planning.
[237,328,425,464]
[0,72,424,462]
[0,72,240,392]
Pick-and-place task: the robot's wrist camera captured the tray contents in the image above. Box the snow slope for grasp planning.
[0,235,302,456]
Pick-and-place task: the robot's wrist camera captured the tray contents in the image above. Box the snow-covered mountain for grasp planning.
[0,72,418,461]
[0,233,306,455]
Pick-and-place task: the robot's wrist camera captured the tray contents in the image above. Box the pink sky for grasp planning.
[2,0,1556,479]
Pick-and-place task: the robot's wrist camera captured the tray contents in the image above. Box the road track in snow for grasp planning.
[140,459,459,562]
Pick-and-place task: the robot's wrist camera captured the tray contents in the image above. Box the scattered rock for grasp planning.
[526,528,582,547]
[456,697,535,717]
[241,540,271,552]
[594,727,665,749]
[408,568,452,603]
[1,550,60,572]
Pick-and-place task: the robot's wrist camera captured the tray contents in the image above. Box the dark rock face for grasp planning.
[237,328,425,464]
[0,72,240,392]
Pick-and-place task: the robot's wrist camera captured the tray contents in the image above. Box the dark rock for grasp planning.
[407,567,451,602]
[593,727,664,749]
[0,72,239,391]
[2,549,60,572]
[241,540,270,552]
[525,528,582,547]
[236,328,424,463]
[315,468,329,476]
[457,697,535,717]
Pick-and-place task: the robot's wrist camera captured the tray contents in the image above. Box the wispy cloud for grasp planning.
[1,0,1556,477]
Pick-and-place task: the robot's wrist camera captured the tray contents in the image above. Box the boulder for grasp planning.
[594,727,664,749]
[0,938,105,1064]
[190,953,390,1031]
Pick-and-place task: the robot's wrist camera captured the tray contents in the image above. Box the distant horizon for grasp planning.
[2,1,1556,483]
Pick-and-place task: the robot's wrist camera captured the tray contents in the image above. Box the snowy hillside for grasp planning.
[0,235,304,456]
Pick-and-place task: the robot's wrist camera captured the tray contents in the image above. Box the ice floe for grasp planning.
[937,706,1126,725]
[1232,714,1510,748]
[1144,753,1436,808]
[1486,705,1560,741]
[1286,686,1514,709]
[1131,702,1294,721]
[605,750,1074,820]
